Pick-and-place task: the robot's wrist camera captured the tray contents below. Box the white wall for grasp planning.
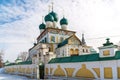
[99,48,115,57]
[5,64,37,78]
[45,60,120,80]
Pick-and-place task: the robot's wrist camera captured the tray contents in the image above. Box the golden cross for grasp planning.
[42,16,44,23]
[51,1,54,11]
[62,9,65,17]
[48,5,51,13]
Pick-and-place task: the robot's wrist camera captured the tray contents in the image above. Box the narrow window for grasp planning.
[51,36,55,42]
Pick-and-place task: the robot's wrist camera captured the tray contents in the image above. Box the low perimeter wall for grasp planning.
[45,60,120,80]
[4,64,37,78]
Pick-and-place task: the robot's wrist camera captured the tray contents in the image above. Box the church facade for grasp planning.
[29,4,92,65]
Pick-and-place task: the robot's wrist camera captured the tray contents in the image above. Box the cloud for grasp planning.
[0,0,43,25]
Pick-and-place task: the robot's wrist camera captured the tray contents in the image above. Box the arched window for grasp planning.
[70,49,74,56]
[83,49,85,53]
[75,49,79,55]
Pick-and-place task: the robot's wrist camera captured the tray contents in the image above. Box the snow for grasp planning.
[0,68,5,74]
[0,74,32,80]
[0,73,36,80]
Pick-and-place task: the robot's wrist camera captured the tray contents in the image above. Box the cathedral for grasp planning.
[28,3,93,65]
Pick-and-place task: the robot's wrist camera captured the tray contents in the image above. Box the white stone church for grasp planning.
[28,4,94,65]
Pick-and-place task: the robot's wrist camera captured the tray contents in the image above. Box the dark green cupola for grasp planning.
[39,23,46,29]
[44,14,54,22]
[49,11,58,22]
[103,38,113,46]
[60,17,68,25]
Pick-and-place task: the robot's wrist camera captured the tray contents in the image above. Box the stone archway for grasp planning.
[75,64,95,78]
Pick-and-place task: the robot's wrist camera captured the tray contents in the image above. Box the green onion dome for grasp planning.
[60,17,68,25]
[49,11,58,22]
[39,23,46,29]
[44,14,54,22]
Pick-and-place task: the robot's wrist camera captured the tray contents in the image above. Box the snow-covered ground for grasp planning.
[0,68,5,74]
[0,68,35,80]
[0,74,33,80]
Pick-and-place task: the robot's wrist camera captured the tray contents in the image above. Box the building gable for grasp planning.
[68,35,81,45]
[57,34,81,48]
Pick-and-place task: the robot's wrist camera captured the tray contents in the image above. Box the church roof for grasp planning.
[5,60,32,66]
[57,37,69,48]
[17,60,32,65]
[48,51,120,63]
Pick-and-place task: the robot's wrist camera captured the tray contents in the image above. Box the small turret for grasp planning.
[103,38,113,46]
[81,33,86,46]
[39,16,46,34]
[39,23,46,34]
[39,23,46,29]
[60,17,68,30]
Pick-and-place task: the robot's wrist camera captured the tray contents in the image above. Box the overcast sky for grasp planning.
[1,0,120,62]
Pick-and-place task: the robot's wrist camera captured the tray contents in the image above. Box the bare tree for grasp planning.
[18,52,28,61]
[0,50,4,67]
